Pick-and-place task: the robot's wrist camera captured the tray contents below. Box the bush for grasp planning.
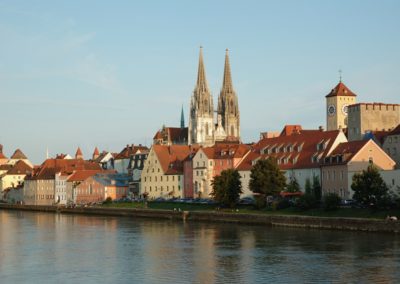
[103,197,112,204]
[254,195,266,209]
[295,194,317,210]
[276,199,291,210]
[323,193,341,211]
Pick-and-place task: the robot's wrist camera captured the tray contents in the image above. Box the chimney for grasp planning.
[319,126,324,132]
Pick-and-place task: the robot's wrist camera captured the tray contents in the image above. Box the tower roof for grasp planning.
[93,147,100,156]
[75,147,83,159]
[195,47,210,93]
[221,49,234,93]
[326,81,357,98]
[10,149,27,159]
[0,144,7,159]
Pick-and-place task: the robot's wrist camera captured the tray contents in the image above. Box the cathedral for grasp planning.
[188,47,240,146]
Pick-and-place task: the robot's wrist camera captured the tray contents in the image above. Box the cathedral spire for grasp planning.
[195,46,209,93]
[222,49,234,93]
[180,105,185,128]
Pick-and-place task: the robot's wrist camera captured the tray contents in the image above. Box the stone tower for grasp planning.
[188,47,215,145]
[217,49,240,140]
[326,80,357,131]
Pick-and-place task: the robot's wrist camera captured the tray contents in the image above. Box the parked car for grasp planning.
[239,197,255,205]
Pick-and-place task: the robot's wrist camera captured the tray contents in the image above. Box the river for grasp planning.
[0,210,399,283]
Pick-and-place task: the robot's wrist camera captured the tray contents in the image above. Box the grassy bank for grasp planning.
[101,202,400,220]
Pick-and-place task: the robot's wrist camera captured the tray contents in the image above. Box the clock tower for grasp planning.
[326,80,357,131]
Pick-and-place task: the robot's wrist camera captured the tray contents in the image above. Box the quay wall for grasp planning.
[1,204,399,233]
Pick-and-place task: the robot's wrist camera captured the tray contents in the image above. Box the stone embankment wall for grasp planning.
[1,204,399,233]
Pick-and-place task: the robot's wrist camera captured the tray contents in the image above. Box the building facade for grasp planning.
[382,124,400,168]
[347,103,400,141]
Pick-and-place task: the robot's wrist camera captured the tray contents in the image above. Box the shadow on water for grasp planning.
[0,210,399,283]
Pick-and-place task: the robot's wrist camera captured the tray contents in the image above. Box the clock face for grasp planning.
[342,104,349,115]
[327,105,336,116]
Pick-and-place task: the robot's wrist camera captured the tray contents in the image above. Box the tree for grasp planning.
[312,175,322,202]
[249,158,286,196]
[286,176,301,193]
[323,193,341,211]
[211,169,242,208]
[305,178,312,195]
[352,164,389,208]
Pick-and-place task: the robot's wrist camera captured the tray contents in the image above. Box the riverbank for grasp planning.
[1,203,399,233]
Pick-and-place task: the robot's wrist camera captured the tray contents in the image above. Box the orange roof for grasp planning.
[322,140,369,165]
[280,125,303,136]
[236,129,343,171]
[67,169,114,182]
[201,143,251,160]
[28,159,102,180]
[153,145,196,174]
[6,160,32,175]
[115,144,149,160]
[93,147,100,156]
[325,81,357,98]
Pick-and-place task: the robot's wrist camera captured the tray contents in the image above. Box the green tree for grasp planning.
[286,176,301,193]
[323,193,341,211]
[211,169,242,208]
[312,175,322,202]
[305,178,312,195]
[249,158,287,196]
[351,164,389,208]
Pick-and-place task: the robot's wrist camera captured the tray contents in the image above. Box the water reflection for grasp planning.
[0,211,399,283]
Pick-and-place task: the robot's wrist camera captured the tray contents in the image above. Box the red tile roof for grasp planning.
[236,129,344,171]
[153,145,197,175]
[322,140,369,165]
[201,143,251,160]
[6,160,32,175]
[115,144,149,160]
[67,169,114,182]
[280,125,303,136]
[27,159,102,180]
[325,82,357,98]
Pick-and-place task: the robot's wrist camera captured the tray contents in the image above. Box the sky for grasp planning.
[1,0,399,164]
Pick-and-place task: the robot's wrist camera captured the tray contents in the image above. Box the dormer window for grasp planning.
[297,143,304,152]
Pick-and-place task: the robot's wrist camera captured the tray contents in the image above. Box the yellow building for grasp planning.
[0,160,32,192]
[141,145,193,199]
[321,139,396,199]
[326,81,357,131]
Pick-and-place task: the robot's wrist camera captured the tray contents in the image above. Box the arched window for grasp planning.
[231,125,234,136]
[205,123,209,136]
[230,99,234,114]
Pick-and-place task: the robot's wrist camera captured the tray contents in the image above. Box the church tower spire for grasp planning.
[217,49,240,141]
[188,47,214,145]
[180,105,185,128]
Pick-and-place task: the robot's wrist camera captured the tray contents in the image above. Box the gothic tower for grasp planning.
[326,80,356,131]
[217,49,240,140]
[188,47,215,145]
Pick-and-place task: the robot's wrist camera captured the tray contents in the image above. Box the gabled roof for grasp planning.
[67,169,114,182]
[200,143,251,160]
[236,129,344,171]
[115,144,149,160]
[10,149,28,159]
[152,145,196,175]
[6,160,32,175]
[27,159,102,180]
[321,140,371,165]
[326,81,357,98]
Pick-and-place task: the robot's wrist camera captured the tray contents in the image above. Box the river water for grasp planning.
[0,210,399,283]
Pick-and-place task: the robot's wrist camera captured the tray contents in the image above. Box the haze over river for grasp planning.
[0,210,399,283]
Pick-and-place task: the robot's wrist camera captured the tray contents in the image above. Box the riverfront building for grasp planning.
[236,127,348,196]
[320,139,396,199]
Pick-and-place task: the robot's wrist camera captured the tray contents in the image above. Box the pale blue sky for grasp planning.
[1,0,399,163]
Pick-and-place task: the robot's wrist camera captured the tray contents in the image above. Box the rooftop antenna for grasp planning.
[339,69,342,82]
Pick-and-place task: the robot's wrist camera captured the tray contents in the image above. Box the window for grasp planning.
[203,161,205,167]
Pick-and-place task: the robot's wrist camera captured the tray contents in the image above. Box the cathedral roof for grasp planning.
[326,81,357,98]
[221,49,234,94]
